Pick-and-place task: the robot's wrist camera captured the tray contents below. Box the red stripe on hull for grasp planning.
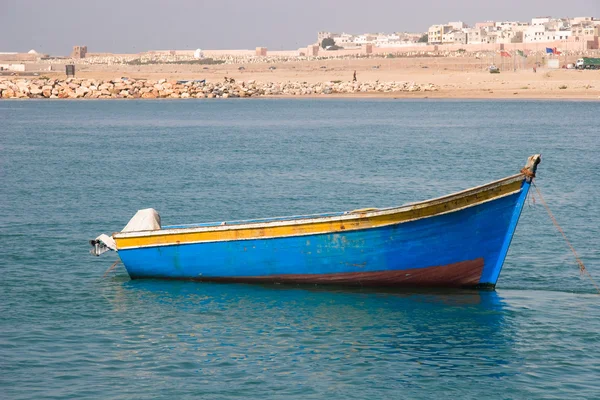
[146,258,485,288]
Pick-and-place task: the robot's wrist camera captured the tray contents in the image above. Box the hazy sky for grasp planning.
[1,0,598,55]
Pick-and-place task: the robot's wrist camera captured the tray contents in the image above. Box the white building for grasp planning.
[442,30,467,44]
[524,25,573,43]
[532,17,551,26]
[494,21,528,32]
[353,34,373,45]
[546,30,572,41]
[333,33,355,46]
[448,21,468,30]
[317,31,422,47]
[462,27,487,44]
[523,24,547,42]
[318,14,598,49]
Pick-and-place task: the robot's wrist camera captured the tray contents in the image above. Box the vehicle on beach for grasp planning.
[91,156,541,289]
[489,65,500,74]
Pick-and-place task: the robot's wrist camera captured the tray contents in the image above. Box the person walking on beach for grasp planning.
[353,70,357,82]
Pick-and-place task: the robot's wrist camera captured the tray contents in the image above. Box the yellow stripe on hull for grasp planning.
[115,176,524,250]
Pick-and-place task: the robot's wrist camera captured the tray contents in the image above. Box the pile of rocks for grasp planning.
[0,78,438,99]
[261,80,438,95]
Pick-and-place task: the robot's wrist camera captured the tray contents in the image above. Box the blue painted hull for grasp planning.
[117,182,531,288]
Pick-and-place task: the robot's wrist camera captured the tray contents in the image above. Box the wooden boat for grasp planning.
[91,155,541,289]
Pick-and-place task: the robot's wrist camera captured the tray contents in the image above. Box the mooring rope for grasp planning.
[532,182,600,295]
[103,260,120,278]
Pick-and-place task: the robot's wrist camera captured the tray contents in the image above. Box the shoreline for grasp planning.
[266,92,600,100]
[2,54,599,101]
[1,92,598,101]
[2,70,599,101]
[1,94,598,100]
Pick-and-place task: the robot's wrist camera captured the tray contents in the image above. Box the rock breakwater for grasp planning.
[0,78,438,99]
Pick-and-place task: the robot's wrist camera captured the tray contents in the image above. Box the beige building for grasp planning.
[0,63,62,72]
[495,30,524,44]
[71,46,87,58]
[306,45,319,56]
[481,32,498,44]
[572,16,597,24]
[317,32,332,42]
[428,24,452,43]
[571,23,597,36]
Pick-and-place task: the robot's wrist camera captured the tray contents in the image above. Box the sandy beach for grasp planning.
[3,57,600,100]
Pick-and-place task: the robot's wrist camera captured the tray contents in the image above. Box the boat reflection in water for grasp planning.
[105,280,518,384]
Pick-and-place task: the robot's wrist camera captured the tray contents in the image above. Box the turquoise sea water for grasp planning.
[1,99,599,399]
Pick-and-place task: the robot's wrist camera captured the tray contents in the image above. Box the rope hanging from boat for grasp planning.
[103,260,120,278]
[532,182,600,295]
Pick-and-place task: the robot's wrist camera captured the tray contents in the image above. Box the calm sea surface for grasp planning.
[1,99,599,399]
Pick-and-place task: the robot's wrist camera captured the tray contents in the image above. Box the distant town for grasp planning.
[1,12,600,101]
[318,16,599,49]
[0,14,598,76]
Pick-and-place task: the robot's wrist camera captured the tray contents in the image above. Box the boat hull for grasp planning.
[117,181,530,288]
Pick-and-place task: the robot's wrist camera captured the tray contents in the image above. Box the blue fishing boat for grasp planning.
[91,155,541,288]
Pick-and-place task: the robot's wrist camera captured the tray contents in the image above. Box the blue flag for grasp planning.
[545,47,554,54]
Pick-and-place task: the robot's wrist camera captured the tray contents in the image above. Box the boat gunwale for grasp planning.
[114,173,526,240]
